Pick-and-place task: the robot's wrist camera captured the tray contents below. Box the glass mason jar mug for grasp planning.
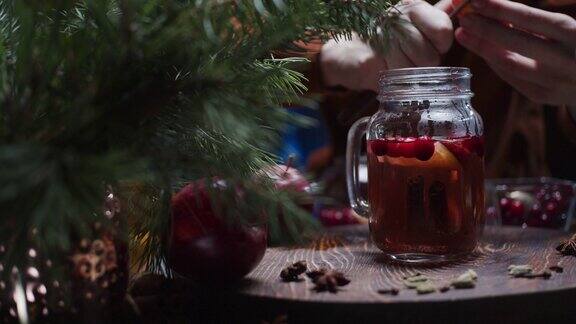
[346,67,485,263]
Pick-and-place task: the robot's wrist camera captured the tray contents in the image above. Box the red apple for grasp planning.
[256,162,316,244]
[168,180,267,283]
[259,163,311,193]
[259,162,313,210]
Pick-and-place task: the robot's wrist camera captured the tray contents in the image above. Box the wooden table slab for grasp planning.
[233,225,576,323]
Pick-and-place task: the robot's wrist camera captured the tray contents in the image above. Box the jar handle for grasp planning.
[346,117,370,218]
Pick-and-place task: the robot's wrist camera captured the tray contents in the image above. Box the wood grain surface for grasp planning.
[241,225,575,302]
[229,225,576,323]
[130,225,576,323]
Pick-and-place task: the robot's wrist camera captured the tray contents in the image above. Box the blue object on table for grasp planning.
[277,105,330,171]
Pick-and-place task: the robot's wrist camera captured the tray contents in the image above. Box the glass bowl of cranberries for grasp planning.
[486,177,576,231]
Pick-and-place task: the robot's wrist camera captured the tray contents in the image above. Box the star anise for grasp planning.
[280,261,307,282]
[306,268,350,293]
[556,233,576,256]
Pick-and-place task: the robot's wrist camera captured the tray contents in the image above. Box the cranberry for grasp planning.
[442,136,484,163]
[461,136,484,157]
[442,141,470,163]
[553,191,563,203]
[319,207,359,227]
[320,209,344,226]
[386,142,403,158]
[508,200,525,218]
[370,137,435,160]
[545,201,559,216]
[398,140,417,158]
[523,183,575,228]
[501,199,524,225]
[414,137,435,161]
[369,140,388,156]
[499,198,512,212]
[525,200,560,228]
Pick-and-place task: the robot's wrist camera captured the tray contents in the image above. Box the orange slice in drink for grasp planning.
[385,142,462,172]
[427,142,462,170]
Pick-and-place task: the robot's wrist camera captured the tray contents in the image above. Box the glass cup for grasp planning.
[346,67,485,264]
[485,177,576,231]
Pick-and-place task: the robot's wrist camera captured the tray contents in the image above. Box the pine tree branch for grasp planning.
[0,0,403,275]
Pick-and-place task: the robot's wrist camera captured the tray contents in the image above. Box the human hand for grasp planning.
[386,0,454,68]
[320,0,453,92]
[454,0,576,106]
[320,34,386,92]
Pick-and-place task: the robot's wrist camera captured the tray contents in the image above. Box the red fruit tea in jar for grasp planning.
[367,136,485,257]
[347,67,484,263]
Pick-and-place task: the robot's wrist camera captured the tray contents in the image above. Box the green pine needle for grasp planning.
[0,0,401,276]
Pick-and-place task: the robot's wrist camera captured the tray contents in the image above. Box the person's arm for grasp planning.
[454,0,576,106]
